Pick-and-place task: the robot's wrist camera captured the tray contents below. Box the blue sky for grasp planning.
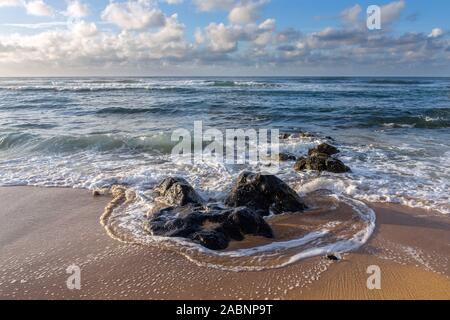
[0,0,449,76]
[1,0,449,33]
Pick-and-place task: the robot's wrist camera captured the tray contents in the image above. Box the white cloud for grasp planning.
[201,16,275,53]
[2,21,68,29]
[194,0,268,24]
[229,0,268,25]
[253,18,275,46]
[192,0,271,53]
[71,20,97,37]
[193,0,235,12]
[203,23,243,53]
[428,28,444,38]
[164,0,183,4]
[381,0,405,25]
[194,27,205,44]
[0,16,190,67]
[341,4,362,26]
[25,0,54,17]
[0,0,22,7]
[0,0,55,17]
[0,0,449,75]
[65,0,90,18]
[101,0,166,30]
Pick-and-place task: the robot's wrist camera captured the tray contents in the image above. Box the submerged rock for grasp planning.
[191,230,229,251]
[225,172,307,215]
[225,207,274,239]
[277,152,298,162]
[279,131,317,140]
[145,205,274,250]
[279,133,291,140]
[92,188,109,197]
[300,132,316,138]
[326,253,342,261]
[293,157,307,172]
[294,143,351,174]
[154,177,204,207]
[294,154,327,172]
[145,206,205,238]
[326,158,351,173]
[309,143,340,156]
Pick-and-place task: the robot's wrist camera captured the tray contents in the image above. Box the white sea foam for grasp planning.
[0,133,448,214]
[100,190,376,271]
[382,123,416,128]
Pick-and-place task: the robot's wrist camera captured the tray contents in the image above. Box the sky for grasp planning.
[0,0,449,76]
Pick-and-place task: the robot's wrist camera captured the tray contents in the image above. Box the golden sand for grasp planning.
[0,187,448,300]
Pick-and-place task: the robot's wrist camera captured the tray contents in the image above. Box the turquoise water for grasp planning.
[0,77,449,214]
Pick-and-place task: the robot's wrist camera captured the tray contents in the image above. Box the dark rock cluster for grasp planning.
[294,143,351,174]
[279,132,317,140]
[144,141,351,250]
[225,172,307,216]
[153,177,204,207]
[145,205,273,250]
[277,152,298,162]
[145,173,307,250]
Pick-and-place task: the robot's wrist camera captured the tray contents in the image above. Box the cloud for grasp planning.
[164,0,183,4]
[101,0,166,30]
[276,28,302,43]
[194,27,205,44]
[25,0,54,17]
[65,0,90,18]
[192,0,269,24]
[0,0,449,75]
[0,0,22,7]
[229,0,268,25]
[199,17,275,53]
[0,0,54,16]
[1,21,68,29]
[429,28,444,38]
[0,17,190,68]
[253,18,275,45]
[202,23,243,53]
[380,0,405,25]
[341,4,362,26]
[340,1,405,28]
[70,20,97,37]
[193,0,235,12]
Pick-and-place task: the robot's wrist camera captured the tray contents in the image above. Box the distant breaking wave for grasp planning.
[0,132,176,154]
[370,115,450,129]
[365,79,431,85]
[0,85,200,93]
[95,107,167,115]
[208,80,279,88]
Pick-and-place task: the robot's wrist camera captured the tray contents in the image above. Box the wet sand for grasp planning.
[0,186,449,300]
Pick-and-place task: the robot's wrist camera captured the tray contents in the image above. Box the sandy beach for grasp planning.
[1,0,450,305]
[0,186,448,300]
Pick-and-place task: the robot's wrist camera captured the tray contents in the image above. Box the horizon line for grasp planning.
[1,75,449,78]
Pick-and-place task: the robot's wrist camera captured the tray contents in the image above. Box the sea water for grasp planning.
[0,77,448,270]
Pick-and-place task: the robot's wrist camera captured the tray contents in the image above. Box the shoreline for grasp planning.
[0,186,449,300]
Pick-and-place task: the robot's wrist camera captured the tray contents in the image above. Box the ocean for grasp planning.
[0,77,448,270]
